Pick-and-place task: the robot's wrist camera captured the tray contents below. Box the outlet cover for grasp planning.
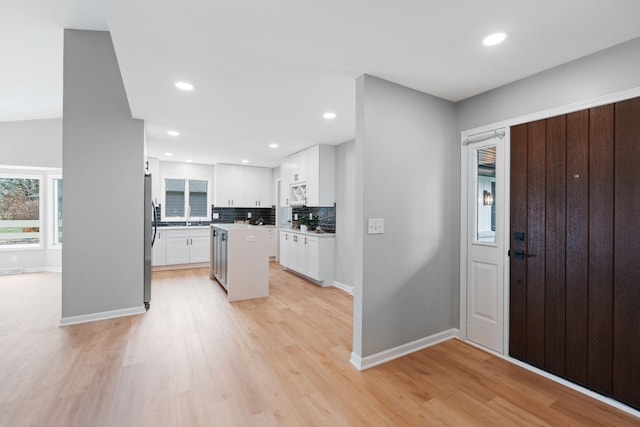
[213,213,219,219]
[367,218,384,234]
[247,212,252,218]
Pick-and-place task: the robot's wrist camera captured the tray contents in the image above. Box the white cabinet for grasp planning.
[151,228,166,266]
[279,230,290,266]
[188,229,210,263]
[291,150,308,184]
[304,235,319,279]
[215,164,271,208]
[268,227,277,258]
[166,229,190,265]
[279,230,334,286]
[280,156,292,206]
[215,164,245,207]
[161,228,211,266]
[280,144,335,207]
[306,144,335,207]
[257,167,272,207]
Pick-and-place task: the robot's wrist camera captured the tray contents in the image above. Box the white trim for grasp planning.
[60,306,146,326]
[23,267,46,273]
[0,267,24,275]
[46,267,62,273]
[332,280,353,295]
[349,329,459,371]
[463,340,640,420]
[152,262,208,271]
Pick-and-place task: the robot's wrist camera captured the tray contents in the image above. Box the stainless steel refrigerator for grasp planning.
[144,173,157,309]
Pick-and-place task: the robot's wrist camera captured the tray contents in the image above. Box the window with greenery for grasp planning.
[53,178,63,246]
[0,176,41,247]
[161,177,211,221]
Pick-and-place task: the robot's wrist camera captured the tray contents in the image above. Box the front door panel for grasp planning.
[509,97,640,410]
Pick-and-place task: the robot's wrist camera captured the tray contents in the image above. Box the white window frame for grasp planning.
[160,175,212,222]
[0,173,44,251]
[48,174,63,249]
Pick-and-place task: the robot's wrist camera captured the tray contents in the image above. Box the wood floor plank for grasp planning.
[0,266,638,426]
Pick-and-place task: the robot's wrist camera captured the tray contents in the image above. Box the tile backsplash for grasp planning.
[154,204,276,227]
[211,206,276,225]
[291,206,336,233]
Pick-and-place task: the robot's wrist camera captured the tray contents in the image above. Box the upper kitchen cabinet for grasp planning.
[280,144,335,207]
[291,149,308,184]
[306,144,335,207]
[247,166,272,207]
[215,164,272,208]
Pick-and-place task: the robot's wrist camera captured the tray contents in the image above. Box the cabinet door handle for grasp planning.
[191,238,193,245]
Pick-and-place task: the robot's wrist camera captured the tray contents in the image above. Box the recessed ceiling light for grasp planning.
[175,81,194,91]
[167,130,180,136]
[269,143,279,148]
[323,112,337,120]
[241,159,249,163]
[483,32,507,46]
[164,152,174,157]
[186,159,193,163]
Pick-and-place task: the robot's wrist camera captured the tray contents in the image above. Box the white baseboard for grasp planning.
[60,306,146,326]
[46,267,62,273]
[332,280,353,295]
[152,262,208,271]
[350,328,460,371]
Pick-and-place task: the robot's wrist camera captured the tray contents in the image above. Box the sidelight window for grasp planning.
[476,146,496,243]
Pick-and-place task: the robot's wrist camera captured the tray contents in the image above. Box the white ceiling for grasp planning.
[3,1,640,167]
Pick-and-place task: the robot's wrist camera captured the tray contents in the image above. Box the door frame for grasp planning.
[459,86,640,356]
[460,126,511,354]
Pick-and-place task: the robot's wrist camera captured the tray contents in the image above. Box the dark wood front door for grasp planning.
[509,97,640,410]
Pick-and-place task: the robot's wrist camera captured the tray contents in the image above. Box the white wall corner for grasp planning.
[59,306,146,327]
[354,328,460,371]
[333,281,354,295]
[349,352,363,370]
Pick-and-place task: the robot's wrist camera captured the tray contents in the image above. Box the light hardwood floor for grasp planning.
[0,264,638,426]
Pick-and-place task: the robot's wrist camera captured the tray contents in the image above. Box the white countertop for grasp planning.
[280,227,335,238]
[157,225,210,230]
[211,223,275,231]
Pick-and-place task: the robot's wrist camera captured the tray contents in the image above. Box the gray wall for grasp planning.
[457,36,640,131]
[334,140,355,288]
[354,75,458,357]
[0,119,62,168]
[62,30,144,319]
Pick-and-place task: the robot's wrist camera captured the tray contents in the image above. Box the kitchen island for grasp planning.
[210,224,269,302]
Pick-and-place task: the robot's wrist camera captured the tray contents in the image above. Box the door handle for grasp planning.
[508,249,535,259]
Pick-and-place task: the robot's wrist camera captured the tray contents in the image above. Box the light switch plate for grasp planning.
[247,212,252,218]
[367,218,384,234]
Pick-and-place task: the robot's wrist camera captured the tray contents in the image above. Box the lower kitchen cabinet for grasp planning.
[151,229,166,266]
[155,227,210,267]
[268,227,277,258]
[279,230,334,286]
